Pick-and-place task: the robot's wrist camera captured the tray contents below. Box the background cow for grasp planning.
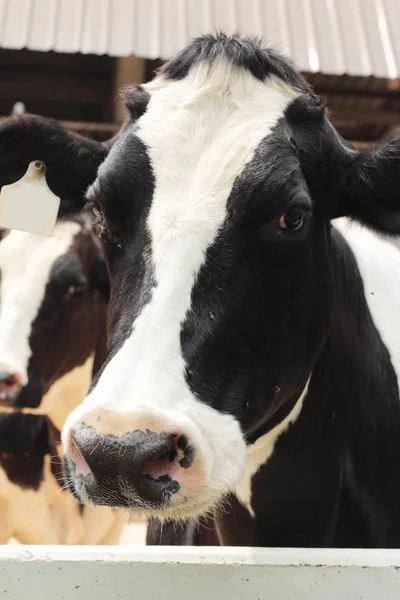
[2,33,400,548]
[0,218,126,544]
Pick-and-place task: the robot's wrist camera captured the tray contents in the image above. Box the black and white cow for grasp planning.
[0,219,126,544]
[0,219,108,416]
[1,34,400,548]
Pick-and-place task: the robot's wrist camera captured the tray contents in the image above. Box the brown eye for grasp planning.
[64,285,85,301]
[279,207,304,231]
[92,202,103,220]
[91,202,107,239]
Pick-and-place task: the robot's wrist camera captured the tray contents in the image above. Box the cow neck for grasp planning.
[246,375,311,445]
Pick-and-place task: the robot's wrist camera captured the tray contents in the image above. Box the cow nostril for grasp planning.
[143,448,176,480]
[69,434,92,477]
[0,372,22,403]
[66,426,195,508]
[143,434,195,481]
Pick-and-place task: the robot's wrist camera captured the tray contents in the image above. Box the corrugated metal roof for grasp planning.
[0,0,399,78]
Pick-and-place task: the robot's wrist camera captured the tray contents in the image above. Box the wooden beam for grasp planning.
[112,57,146,123]
[0,116,119,135]
[58,120,119,134]
[348,140,373,150]
[378,125,400,141]
[0,73,108,105]
[329,107,400,127]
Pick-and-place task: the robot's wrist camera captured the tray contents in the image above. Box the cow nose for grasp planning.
[67,426,182,506]
[0,371,23,404]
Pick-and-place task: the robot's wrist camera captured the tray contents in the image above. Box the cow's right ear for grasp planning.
[0,114,110,216]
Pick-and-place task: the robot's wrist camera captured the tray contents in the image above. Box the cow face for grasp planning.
[0,219,108,413]
[1,34,400,519]
[63,45,334,517]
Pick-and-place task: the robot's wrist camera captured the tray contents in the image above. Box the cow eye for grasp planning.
[91,201,102,219]
[279,206,305,231]
[90,201,107,239]
[64,284,85,301]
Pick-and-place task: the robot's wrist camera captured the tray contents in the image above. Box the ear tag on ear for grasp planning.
[0,161,60,236]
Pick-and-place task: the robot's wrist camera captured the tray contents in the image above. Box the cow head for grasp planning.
[1,34,400,519]
[0,219,109,416]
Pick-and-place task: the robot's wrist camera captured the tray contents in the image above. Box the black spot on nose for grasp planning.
[177,434,195,469]
[67,426,183,507]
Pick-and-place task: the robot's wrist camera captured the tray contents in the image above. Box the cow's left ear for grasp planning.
[0,114,110,217]
[326,132,400,235]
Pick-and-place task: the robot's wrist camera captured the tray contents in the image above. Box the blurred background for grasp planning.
[1,0,399,149]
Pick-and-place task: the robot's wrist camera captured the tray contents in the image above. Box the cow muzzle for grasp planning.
[66,426,193,505]
[62,407,209,516]
[62,397,247,519]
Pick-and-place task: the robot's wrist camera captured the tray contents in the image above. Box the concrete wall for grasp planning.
[1,546,400,600]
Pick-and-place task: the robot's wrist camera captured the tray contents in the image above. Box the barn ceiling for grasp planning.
[0,0,400,79]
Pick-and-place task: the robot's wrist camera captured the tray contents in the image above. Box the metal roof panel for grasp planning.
[0,0,398,78]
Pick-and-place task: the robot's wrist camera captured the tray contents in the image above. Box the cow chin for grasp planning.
[62,398,247,520]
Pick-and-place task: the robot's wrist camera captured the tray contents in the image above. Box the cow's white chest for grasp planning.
[235,382,309,517]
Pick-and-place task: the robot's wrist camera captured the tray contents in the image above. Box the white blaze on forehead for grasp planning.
[64,62,300,511]
[86,62,299,392]
[0,221,80,384]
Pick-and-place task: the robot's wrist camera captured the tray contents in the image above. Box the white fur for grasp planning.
[333,218,400,389]
[63,61,300,517]
[235,381,310,518]
[0,222,80,384]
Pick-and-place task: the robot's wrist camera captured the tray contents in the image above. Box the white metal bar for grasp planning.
[1,546,400,600]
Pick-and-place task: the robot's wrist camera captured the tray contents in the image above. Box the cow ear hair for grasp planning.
[0,114,110,216]
[325,131,400,236]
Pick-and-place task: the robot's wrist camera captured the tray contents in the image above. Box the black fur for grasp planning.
[0,115,107,216]
[0,414,50,490]
[161,32,308,91]
[123,86,151,121]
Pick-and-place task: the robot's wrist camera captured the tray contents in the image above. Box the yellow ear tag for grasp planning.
[0,161,60,236]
